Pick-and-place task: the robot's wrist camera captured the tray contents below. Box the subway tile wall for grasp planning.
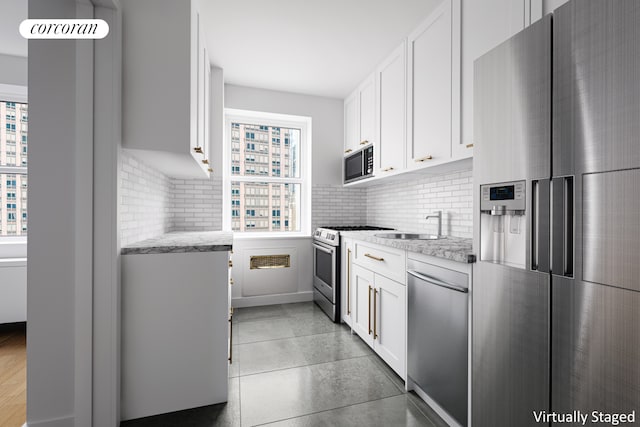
[311,185,367,230]
[170,177,223,231]
[366,168,473,238]
[120,151,174,247]
[120,152,472,241]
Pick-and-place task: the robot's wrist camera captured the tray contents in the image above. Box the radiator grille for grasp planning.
[250,254,290,270]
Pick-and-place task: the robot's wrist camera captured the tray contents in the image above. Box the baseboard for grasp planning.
[22,415,74,427]
[232,291,313,308]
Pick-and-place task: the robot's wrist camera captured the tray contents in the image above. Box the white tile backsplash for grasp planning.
[120,151,174,247]
[120,154,472,240]
[312,184,367,230]
[366,168,473,238]
[170,177,223,231]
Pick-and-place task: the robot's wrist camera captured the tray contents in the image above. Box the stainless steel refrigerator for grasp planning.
[473,1,640,426]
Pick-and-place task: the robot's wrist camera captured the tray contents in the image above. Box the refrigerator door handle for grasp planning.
[532,179,551,273]
[551,176,574,277]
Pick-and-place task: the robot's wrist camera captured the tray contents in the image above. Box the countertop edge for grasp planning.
[340,231,475,264]
[121,231,233,255]
[122,244,232,255]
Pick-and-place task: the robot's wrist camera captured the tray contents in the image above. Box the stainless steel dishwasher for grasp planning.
[407,258,468,426]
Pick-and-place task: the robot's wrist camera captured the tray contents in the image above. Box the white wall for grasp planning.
[225,84,344,186]
[27,0,95,425]
[0,54,27,87]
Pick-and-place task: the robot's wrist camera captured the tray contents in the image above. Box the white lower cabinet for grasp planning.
[341,238,354,327]
[350,257,406,379]
[374,274,407,377]
[352,264,375,346]
[121,250,230,421]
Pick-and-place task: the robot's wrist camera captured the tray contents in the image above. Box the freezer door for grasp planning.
[473,263,549,427]
[552,0,640,419]
[552,277,640,418]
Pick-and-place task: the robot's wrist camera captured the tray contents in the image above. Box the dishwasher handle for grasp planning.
[407,270,468,293]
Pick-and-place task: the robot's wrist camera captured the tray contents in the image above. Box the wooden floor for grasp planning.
[0,323,26,427]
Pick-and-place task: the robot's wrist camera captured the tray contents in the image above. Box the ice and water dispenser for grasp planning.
[479,181,526,269]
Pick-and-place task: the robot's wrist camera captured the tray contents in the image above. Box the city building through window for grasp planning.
[224,109,311,234]
[0,99,28,237]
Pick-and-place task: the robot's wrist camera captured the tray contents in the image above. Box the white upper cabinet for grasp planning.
[122,0,213,178]
[460,0,542,156]
[375,41,407,176]
[359,75,376,149]
[406,0,458,168]
[344,74,376,156]
[343,91,359,155]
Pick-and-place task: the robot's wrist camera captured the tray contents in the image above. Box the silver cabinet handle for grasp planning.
[407,270,468,293]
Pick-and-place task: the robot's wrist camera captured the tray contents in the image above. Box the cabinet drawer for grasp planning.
[353,241,406,284]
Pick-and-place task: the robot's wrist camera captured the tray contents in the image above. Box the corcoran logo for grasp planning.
[19,19,109,39]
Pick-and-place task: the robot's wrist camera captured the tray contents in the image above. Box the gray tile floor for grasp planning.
[121,302,448,427]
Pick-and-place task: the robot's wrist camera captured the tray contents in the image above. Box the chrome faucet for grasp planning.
[425,211,442,237]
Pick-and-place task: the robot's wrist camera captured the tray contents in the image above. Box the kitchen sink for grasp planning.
[374,233,441,240]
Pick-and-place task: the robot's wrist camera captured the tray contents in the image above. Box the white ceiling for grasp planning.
[0,0,445,98]
[199,0,444,99]
[0,0,28,57]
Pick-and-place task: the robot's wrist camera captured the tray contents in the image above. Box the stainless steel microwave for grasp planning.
[344,145,374,184]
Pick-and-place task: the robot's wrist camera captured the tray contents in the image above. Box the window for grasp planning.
[224,109,311,235]
[1,98,28,237]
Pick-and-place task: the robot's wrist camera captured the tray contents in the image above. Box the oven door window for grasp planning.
[345,152,363,182]
[315,247,334,287]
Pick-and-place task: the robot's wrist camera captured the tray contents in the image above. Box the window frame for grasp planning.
[223,108,312,238]
[0,83,28,256]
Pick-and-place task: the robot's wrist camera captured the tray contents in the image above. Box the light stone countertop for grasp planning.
[121,231,233,255]
[340,230,475,264]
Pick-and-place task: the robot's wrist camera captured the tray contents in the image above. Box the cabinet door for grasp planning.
[376,41,406,175]
[352,264,374,347]
[344,90,359,155]
[359,74,376,147]
[407,0,453,169]
[460,0,526,157]
[340,239,354,326]
[374,274,406,378]
[203,47,211,167]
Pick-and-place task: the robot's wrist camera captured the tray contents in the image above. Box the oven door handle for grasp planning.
[312,243,335,254]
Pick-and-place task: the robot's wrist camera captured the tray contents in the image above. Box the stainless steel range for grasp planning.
[312,225,393,322]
